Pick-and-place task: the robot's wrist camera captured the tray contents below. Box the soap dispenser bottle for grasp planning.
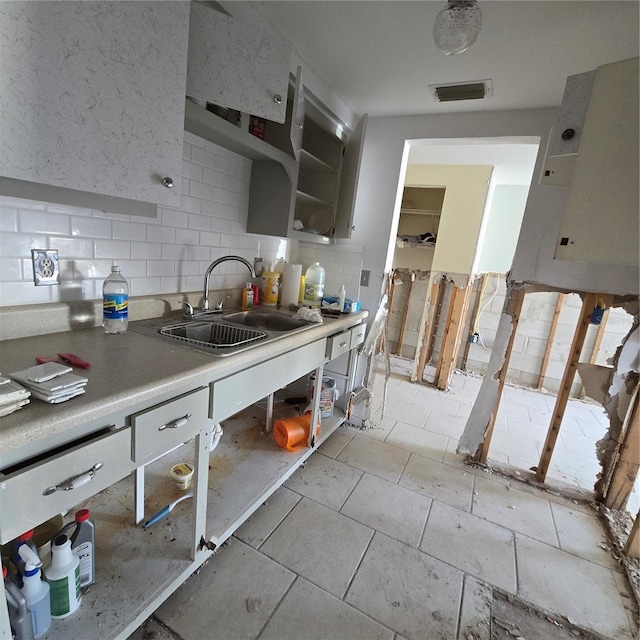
[242,283,254,310]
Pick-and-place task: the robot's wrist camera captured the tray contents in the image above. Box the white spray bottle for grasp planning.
[18,545,51,639]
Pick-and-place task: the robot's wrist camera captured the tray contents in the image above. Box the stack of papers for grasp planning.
[10,362,88,404]
[0,375,30,416]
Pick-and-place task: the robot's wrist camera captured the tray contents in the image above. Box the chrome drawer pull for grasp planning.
[43,462,104,496]
[338,341,348,348]
[158,412,192,431]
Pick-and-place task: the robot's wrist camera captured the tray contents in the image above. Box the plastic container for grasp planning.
[273,415,320,452]
[251,283,261,306]
[4,565,34,640]
[19,546,51,639]
[241,283,254,310]
[261,271,280,306]
[308,374,339,418]
[102,265,128,334]
[44,535,81,618]
[56,509,96,588]
[170,462,194,490]
[303,262,325,307]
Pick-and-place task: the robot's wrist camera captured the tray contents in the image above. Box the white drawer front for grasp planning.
[213,339,326,423]
[326,331,351,361]
[0,428,133,544]
[131,387,210,464]
[349,324,366,350]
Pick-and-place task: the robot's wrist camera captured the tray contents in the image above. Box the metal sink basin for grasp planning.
[160,321,267,350]
[222,310,310,333]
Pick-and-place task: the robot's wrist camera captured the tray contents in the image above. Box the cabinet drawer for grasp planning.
[131,388,210,465]
[326,331,352,360]
[0,427,133,544]
[350,324,366,350]
[213,339,326,422]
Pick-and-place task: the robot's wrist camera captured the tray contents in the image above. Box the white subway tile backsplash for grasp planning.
[94,240,131,259]
[0,129,361,310]
[71,216,111,238]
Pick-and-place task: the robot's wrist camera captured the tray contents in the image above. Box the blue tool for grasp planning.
[142,492,193,529]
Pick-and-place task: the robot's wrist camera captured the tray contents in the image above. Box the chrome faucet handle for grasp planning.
[182,301,195,319]
[214,295,231,311]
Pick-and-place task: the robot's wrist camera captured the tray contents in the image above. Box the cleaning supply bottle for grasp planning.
[338,285,346,313]
[44,535,81,618]
[103,264,129,334]
[12,530,39,588]
[18,546,51,639]
[55,509,96,587]
[241,282,254,310]
[4,565,34,640]
[303,262,325,307]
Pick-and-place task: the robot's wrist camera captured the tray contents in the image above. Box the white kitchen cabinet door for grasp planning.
[0,1,188,208]
[187,1,291,123]
[334,114,368,239]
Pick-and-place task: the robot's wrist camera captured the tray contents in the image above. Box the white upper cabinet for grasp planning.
[187,1,291,123]
[0,1,189,209]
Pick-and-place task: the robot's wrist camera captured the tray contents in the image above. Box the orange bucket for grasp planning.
[273,414,320,452]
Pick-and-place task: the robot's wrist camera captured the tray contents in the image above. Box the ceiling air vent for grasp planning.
[429,79,493,102]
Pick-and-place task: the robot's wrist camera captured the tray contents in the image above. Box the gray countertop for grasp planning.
[0,310,367,467]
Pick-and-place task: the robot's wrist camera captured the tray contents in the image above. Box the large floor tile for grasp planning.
[284,452,363,510]
[261,498,373,598]
[346,532,464,640]
[472,476,558,546]
[385,421,449,462]
[340,473,432,547]
[457,576,491,640]
[360,413,398,441]
[550,501,617,569]
[128,618,179,640]
[155,539,295,640]
[259,578,393,640]
[337,433,411,482]
[374,398,429,428]
[516,533,635,639]
[318,425,355,458]
[424,409,469,439]
[234,486,302,549]
[413,391,461,417]
[421,501,516,593]
[400,453,475,512]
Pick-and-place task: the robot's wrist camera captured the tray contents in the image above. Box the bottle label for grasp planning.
[74,542,93,586]
[103,294,128,320]
[49,576,71,616]
[304,282,324,301]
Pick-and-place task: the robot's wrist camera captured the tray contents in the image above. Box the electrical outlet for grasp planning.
[31,249,60,286]
[360,270,370,287]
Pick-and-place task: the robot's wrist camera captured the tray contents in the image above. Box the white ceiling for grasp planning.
[252,1,639,117]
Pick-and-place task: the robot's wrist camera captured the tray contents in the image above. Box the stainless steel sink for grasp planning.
[131,308,316,357]
[222,310,310,332]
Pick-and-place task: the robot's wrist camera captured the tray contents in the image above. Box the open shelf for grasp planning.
[300,148,338,174]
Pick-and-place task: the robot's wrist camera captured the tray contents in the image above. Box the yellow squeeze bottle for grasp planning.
[241,283,254,310]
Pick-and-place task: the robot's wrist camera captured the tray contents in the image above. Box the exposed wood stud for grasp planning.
[475,287,526,464]
[461,274,486,371]
[604,382,640,510]
[538,292,564,390]
[536,292,599,483]
[624,510,640,558]
[426,279,445,364]
[436,282,473,390]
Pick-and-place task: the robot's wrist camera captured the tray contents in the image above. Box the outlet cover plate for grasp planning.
[31,249,60,286]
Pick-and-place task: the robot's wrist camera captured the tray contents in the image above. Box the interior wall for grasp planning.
[405,164,492,276]
[475,185,531,274]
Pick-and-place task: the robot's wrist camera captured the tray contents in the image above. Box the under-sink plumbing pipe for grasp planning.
[209,422,223,453]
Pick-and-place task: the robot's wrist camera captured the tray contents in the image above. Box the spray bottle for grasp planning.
[11,530,39,587]
[44,535,81,618]
[3,565,34,640]
[56,508,95,587]
[18,546,51,639]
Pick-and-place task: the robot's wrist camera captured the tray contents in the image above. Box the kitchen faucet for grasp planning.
[184,255,256,318]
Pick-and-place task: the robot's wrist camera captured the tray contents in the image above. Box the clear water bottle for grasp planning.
[102,265,128,334]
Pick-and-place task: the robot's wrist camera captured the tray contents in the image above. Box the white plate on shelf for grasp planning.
[308,209,332,235]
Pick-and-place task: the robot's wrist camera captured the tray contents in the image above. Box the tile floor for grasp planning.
[130,364,639,640]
